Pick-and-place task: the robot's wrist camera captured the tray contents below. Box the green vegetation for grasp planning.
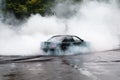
[4,0,82,19]
[5,0,55,19]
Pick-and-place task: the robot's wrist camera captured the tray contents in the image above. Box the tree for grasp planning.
[4,0,82,19]
[5,0,55,19]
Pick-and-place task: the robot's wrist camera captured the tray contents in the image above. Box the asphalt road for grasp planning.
[0,50,120,80]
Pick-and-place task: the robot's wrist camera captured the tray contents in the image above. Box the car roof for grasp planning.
[51,35,78,37]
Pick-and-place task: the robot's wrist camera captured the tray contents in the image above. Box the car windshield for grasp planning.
[47,36,65,42]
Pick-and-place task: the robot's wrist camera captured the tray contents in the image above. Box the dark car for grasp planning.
[41,35,88,55]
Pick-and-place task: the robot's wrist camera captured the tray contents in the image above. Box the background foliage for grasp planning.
[4,0,82,19]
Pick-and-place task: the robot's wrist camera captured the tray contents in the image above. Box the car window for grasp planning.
[73,36,82,42]
[48,36,64,42]
[62,37,74,42]
[47,36,83,43]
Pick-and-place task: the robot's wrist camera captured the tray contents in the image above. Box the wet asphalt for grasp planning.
[0,50,120,80]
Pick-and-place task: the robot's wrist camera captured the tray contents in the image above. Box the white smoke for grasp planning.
[67,1,120,51]
[0,0,120,55]
[0,15,66,55]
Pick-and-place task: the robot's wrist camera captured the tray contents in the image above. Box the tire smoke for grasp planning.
[0,0,120,55]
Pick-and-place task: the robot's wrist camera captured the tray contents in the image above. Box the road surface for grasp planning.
[0,50,120,80]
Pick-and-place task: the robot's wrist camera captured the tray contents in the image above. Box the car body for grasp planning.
[41,35,87,55]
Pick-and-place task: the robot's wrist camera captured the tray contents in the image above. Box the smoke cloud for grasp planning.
[0,0,120,55]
